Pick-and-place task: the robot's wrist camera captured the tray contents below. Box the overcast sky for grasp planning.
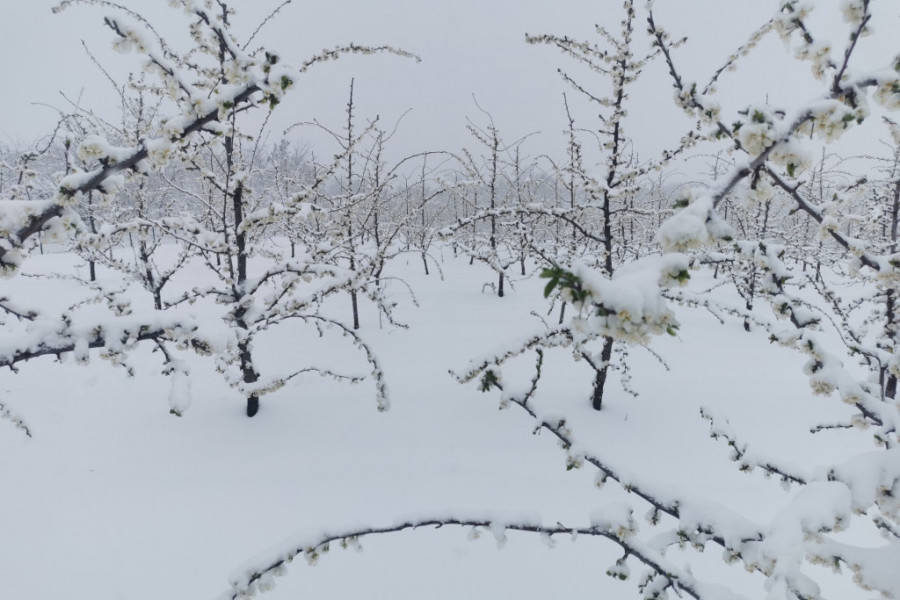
[2,1,898,167]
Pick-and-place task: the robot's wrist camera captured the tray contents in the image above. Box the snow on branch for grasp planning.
[260,313,391,412]
[0,400,32,439]
[222,513,712,600]
[297,43,420,73]
[0,311,210,372]
[439,204,607,246]
[700,407,809,486]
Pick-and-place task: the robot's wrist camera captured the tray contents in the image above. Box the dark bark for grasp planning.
[885,371,897,401]
[886,178,900,400]
[231,178,260,417]
[591,337,615,411]
[238,335,260,417]
[351,290,360,330]
[246,396,259,417]
[87,192,98,282]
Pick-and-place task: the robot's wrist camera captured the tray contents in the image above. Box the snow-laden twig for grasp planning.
[0,400,32,438]
[699,407,809,486]
[222,514,712,600]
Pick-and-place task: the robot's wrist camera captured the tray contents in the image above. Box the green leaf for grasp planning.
[479,370,499,393]
[543,277,559,298]
[540,267,562,298]
[540,266,588,303]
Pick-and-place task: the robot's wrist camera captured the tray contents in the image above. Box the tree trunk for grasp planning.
[238,326,260,416]
[231,180,260,418]
[591,337,615,411]
[246,396,259,417]
[744,299,753,332]
[87,191,97,282]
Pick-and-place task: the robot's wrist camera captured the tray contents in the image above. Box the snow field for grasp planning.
[0,248,878,599]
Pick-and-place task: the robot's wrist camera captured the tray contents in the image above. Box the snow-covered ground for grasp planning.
[0,248,875,599]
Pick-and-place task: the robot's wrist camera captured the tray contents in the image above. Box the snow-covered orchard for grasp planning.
[1,1,899,599]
